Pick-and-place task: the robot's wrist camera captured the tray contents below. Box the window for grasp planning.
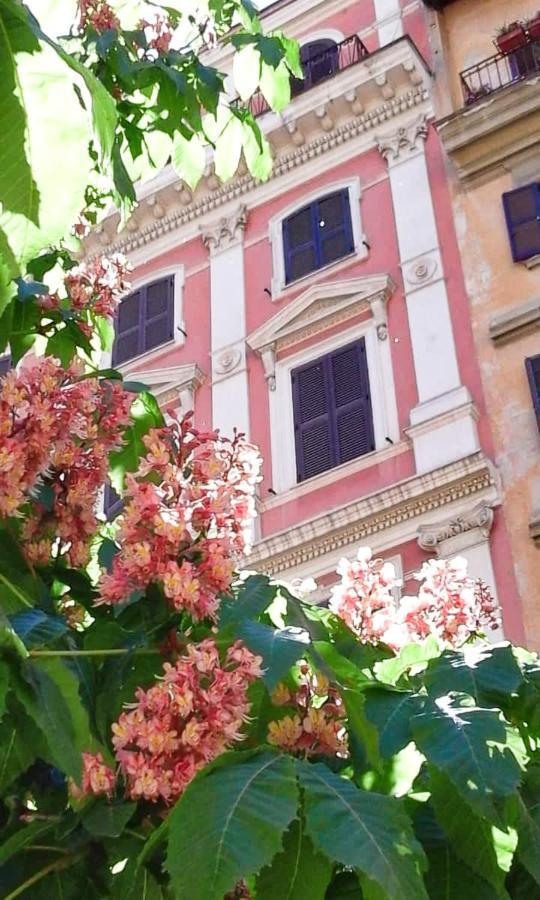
[104,482,123,520]
[112,275,175,365]
[526,355,540,431]
[283,190,354,284]
[0,355,11,376]
[502,183,540,262]
[291,40,339,97]
[292,338,375,481]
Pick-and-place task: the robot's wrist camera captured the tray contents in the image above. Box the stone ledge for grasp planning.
[489,296,540,345]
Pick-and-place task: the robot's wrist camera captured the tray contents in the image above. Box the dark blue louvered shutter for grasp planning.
[292,358,333,481]
[328,339,375,464]
[113,276,174,365]
[283,205,318,284]
[526,355,540,432]
[502,184,540,262]
[104,482,123,520]
[317,190,354,268]
[0,355,11,376]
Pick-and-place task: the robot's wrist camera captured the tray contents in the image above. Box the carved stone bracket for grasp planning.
[200,204,248,255]
[418,502,495,554]
[376,115,429,165]
[260,345,277,391]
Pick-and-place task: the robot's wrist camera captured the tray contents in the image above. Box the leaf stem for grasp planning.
[25,844,70,854]
[4,850,86,899]
[29,648,160,658]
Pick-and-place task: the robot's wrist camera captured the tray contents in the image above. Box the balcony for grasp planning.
[435,36,540,182]
[238,34,369,118]
[460,38,540,106]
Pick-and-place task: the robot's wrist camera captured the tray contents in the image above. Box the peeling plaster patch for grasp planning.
[496,400,539,481]
[453,200,492,303]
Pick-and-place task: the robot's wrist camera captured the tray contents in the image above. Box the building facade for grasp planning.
[423,0,540,647]
[85,0,527,643]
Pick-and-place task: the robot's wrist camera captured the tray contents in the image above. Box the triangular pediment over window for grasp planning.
[127,364,205,409]
[246,274,394,355]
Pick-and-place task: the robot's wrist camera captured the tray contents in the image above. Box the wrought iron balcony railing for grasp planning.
[235,34,369,118]
[460,38,540,106]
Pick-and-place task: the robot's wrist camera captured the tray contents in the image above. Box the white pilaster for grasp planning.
[377,116,479,473]
[373,0,403,46]
[417,503,504,640]
[201,206,250,438]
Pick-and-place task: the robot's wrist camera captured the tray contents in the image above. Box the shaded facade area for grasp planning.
[85,0,529,644]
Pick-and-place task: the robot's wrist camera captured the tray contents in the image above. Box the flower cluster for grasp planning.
[78,0,120,33]
[330,547,500,651]
[0,357,131,565]
[268,664,348,757]
[98,414,261,619]
[138,14,174,55]
[70,752,116,801]
[39,254,131,323]
[108,639,262,803]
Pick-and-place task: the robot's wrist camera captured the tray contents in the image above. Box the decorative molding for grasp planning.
[200,205,248,255]
[417,502,494,551]
[213,347,242,376]
[246,274,395,388]
[123,364,205,411]
[489,295,540,345]
[403,253,439,287]
[376,115,429,164]
[85,87,429,260]
[245,453,498,576]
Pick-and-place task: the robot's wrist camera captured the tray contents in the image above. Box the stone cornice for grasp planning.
[417,502,494,551]
[246,452,498,576]
[376,114,429,164]
[489,295,540,345]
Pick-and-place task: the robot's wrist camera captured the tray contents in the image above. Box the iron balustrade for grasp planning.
[460,38,540,106]
[233,34,369,118]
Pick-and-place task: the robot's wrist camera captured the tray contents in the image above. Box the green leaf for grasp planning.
[425,645,523,704]
[0,2,92,274]
[298,761,427,899]
[0,658,9,720]
[0,697,44,791]
[0,819,53,865]
[375,637,440,686]
[109,391,164,493]
[0,521,39,612]
[9,609,67,647]
[214,111,243,182]
[326,872,363,898]
[233,43,261,100]
[256,817,332,900]
[219,574,277,628]
[512,768,540,884]
[342,688,380,770]
[83,801,136,838]
[363,689,425,759]
[171,130,206,190]
[424,845,502,899]
[238,621,309,690]
[429,769,509,890]
[259,59,291,112]
[411,697,522,822]
[166,751,298,900]
[241,119,272,181]
[113,863,164,900]
[311,642,370,691]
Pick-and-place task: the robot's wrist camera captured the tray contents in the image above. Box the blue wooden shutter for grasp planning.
[113,276,174,365]
[502,184,540,262]
[526,355,540,432]
[292,358,333,481]
[283,205,318,284]
[0,355,11,376]
[328,339,375,464]
[104,482,123,520]
[292,338,375,482]
[316,190,354,268]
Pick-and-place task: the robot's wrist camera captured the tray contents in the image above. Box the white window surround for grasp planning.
[268,320,400,494]
[268,177,368,298]
[296,29,345,47]
[102,264,186,373]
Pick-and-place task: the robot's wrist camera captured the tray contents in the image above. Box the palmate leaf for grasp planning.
[0,696,45,791]
[165,751,298,900]
[0,0,92,275]
[219,574,277,628]
[425,644,523,705]
[424,845,502,900]
[298,761,428,900]
[238,620,309,690]
[429,768,510,892]
[0,658,9,720]
[82,801,136,838]
[363,689,425,759]
[109,391,165,494]
[9,608,68,647]
[411,696,522,822]
[0,521,39,613]
[256,817,332,900]
[512,766,540,884]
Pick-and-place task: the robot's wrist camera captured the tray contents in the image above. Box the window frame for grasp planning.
[104,265,185,371]
[269,178,367,298]
[526,354,540,432]
[502,183,540,263]
[268,320,400,494]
